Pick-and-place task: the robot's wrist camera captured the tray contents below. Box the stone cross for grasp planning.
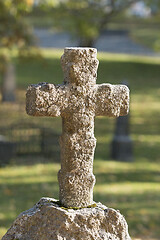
[26,47,129,208]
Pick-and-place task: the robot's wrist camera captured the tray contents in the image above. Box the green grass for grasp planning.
[0,49,160,239]
[0,161,160,239]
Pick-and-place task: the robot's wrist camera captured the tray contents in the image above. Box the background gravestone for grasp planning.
[2,62,16,102]
[111,82,133,162]
[0,135,15,166]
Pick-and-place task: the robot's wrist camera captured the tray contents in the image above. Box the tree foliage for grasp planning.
[0,0,36,101]
[38,0,146,46]
[38,0,160,47]
[0,0,33,49]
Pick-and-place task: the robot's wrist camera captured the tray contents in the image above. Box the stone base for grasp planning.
[2,197,131,240]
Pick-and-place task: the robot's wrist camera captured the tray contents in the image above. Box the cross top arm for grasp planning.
[95,83,129,117]
[26,82,67,117]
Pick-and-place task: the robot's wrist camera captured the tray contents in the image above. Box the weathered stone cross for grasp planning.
[26,47,129,208]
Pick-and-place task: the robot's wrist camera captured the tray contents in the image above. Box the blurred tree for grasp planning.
[37,0,150,47]
[37,0,160,47]
[0,0,34,102]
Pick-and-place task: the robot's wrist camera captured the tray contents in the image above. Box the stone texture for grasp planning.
[2,197,131,240]
[26,47,129,208]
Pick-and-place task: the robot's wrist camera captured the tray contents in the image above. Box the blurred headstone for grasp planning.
[0,135,15,166]
[2,62,16,102]
[111,81,133,162]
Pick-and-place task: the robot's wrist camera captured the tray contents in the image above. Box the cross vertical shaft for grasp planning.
[57,48,98,207]
[58,113,96,207]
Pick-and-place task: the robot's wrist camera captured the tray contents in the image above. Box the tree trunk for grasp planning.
[2,62,16,102]
[79,38,95,48]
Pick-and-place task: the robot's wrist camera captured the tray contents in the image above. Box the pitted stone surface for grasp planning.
[26,48,129,208]
[2,197,131,240]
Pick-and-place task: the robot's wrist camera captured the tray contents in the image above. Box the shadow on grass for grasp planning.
[9,55,160,97]
[95,170,160,183]
[98,60,160,94]
[15,57,63,89]
[95,141,160,162]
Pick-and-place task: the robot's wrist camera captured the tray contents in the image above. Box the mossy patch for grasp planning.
[52,200,97,211]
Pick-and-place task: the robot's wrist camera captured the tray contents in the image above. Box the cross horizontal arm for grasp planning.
[95,84,129,117]
[26,82,67,117]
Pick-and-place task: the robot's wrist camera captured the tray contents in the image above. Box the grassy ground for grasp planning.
[0,49,160,239]
[0,161,160,239]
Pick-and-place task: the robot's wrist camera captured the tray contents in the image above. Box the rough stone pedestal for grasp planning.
[2,197,131,240]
